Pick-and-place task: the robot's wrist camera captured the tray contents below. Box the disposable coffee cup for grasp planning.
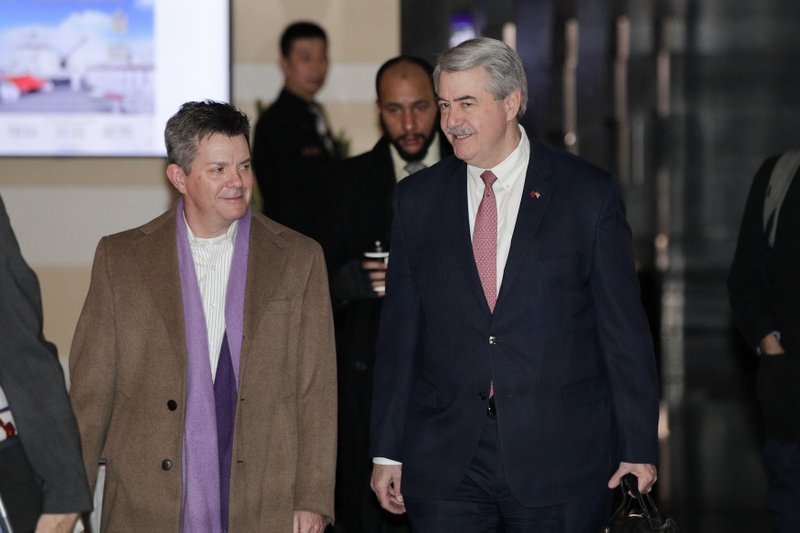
[364,241,389,264]
[365,241,389,292]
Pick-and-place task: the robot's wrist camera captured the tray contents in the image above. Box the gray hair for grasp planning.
[164,100,251,174]
[434,37,528,119]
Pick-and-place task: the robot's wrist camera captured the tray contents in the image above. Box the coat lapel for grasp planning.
[134,209,187,370]
[496,141,555,307]
[133,210,290,378]
[437,158,491,314]
[240,216,289,366]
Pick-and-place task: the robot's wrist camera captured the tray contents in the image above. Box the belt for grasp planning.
[487,396,496,417]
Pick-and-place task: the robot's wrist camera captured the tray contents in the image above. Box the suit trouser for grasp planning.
[763,438,800,533]
[404,414,611,533]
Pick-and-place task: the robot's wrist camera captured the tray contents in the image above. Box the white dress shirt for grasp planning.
[185,217,237,381]
[374,126,531,466]
[467,125,530,296]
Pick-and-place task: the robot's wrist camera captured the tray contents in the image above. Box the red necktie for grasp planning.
[473,170,498,312]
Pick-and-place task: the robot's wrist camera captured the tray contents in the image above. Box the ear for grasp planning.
[504,89,522,121]
[279,56,289,76]
[166,163,187,194]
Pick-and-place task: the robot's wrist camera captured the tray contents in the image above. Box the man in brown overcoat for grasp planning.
[69,101,336,533]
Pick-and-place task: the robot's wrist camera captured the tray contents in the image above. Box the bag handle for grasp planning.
[619,473,674,529]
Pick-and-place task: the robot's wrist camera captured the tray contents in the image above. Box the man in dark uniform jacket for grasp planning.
[729,152,800,533]
[320,56,451,532]
[252,21,338,239]
[0,195,92,532]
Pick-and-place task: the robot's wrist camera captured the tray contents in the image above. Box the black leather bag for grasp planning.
[602,473,679,533]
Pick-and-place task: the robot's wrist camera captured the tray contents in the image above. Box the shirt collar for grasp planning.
[467,124,530,191]
[184,216,238,246]
[389,132,443,181]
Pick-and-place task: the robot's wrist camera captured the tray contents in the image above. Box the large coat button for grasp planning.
[167,400,178,411]
[161,459,173,471]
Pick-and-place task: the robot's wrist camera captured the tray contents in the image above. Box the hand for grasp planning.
[293,510,325,533]
[35,513,80,533]
[371,463,406,514]
[760,333,785,356]
[608,462,657,494]
[362,260,388,297]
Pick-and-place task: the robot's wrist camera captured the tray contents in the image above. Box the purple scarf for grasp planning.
[176,200,250,532]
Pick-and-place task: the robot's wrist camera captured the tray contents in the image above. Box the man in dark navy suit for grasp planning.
[369,38,659,532]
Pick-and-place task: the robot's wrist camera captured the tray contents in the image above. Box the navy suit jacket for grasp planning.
[370,139,659,507]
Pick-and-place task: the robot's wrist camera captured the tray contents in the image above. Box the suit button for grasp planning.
[161,459,172,471]
[488,336,497,345]
[167,400,178,411]
[479,392,488,401]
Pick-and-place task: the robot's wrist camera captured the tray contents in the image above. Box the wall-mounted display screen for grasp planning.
[0,0,230,157]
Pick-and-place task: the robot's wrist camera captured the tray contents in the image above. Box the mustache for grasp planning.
[219,188,246,199]
[447,127,476,136]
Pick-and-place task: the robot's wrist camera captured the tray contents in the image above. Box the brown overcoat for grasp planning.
[69,207,337,532]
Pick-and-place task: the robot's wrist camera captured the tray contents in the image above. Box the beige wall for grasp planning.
[0,0,399,377]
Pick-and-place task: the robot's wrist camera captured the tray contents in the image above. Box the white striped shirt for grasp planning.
[185,218,237,381]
